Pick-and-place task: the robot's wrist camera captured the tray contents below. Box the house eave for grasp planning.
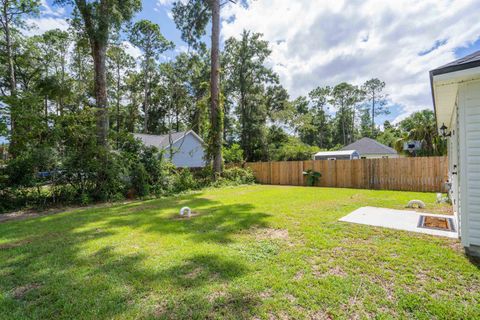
[167,130,206,147]
[431,65,480,129]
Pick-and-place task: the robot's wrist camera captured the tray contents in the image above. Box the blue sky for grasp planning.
[2,0,480,143]
[37,1,480,124]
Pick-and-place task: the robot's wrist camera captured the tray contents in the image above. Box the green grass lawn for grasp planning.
[0,185,479,319]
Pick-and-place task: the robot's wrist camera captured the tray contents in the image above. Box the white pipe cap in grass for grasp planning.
[406,200,426,209]
[180,207,191,217]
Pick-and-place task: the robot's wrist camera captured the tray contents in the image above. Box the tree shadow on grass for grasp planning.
[103,197,271,244]
[0,193,267,319]
[150,254,260,319]
[0,235,260,319]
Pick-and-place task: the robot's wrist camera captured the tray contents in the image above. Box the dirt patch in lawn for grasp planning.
[309,310,334,320]
[294,271,304,281]
[171,211,202,220]
[0,211,54,223]
[207,286,228,303]
[0,201,137,224]
[258,289,273,299]
[183,267,203,279]
[251,228,289,240]
[12,283,42,299]
[312,265,347,278]
[0,238,33,250]
[435,205,454,215]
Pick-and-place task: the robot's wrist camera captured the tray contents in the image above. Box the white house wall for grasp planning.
[165,134,206,168]
[459,80,480,248]
[361,154,400,159]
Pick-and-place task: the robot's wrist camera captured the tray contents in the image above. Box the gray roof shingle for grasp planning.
[340,137,397,155]
[430,50,480,76]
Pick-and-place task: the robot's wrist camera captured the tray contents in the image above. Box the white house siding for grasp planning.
[360,154,400,159]
[166,133,206,168]
[459,80,480,248]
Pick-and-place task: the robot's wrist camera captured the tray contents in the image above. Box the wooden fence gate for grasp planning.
[240,156,448,193]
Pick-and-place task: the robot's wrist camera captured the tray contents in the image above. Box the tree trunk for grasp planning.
[116,61,121,147]
[340,104,346,145]
[92,41,109,148]
[3,2,17,156]
[240,86,247,160]
[44,95,48,121]
[128,90,137,133]
[77,44,84,109]
[318,110,324,148]
[143,64,149,133]
[351,107,355,144]
[210,0,223,175]
[371,91,375,137]
[5,19,14,95]
[59,54,66,116]
[176,109,179,132]
[192,97,201,134]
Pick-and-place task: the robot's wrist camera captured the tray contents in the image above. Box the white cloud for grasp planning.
[156,0,188,6]
[24,1,68,36]
[25,17,69,35]
[157,0,188,20]
[40,0,65,17]
[157,0,175,5]
[175,45,189,54]
[222,0,480,122]
[123,41,143,60]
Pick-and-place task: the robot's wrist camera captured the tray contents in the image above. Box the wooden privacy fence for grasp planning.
[241,156,449,193]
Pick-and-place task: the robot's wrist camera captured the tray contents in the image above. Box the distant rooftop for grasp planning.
[314,150,358,157]
[430,50,480,76]
[341,137,397,155]
[134,131,194,149]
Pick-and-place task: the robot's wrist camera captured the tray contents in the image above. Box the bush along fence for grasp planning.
[237,156,449,193]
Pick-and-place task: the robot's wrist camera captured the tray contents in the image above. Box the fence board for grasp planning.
[243,156,448,192]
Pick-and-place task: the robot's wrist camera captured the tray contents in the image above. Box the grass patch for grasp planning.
[0,185,478,319]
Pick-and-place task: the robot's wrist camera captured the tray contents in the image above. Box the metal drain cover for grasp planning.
[418,215,455,232]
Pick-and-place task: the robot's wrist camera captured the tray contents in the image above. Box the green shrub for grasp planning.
[271,141,320,161]
[79,193,91,206]
[302,169,321,186]
[94,150,130,202]
[223,144,244,164]
[0,128,257,213]
[221,167,256,185]
[0,187,52,213]
[190,166,214,187]
[0,188,22,213]
[173,169,198,192]
[130,162,150,197]
[52,184,79,205]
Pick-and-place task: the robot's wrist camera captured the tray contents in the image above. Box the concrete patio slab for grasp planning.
[340,206,458,239]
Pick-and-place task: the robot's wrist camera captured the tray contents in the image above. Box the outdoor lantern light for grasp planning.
[440,123,451,138]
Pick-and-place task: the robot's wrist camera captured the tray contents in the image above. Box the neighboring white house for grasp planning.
[134,130,206,168]
[341,137,399,159]
[313,150,360,160]
[430,50,480,257]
